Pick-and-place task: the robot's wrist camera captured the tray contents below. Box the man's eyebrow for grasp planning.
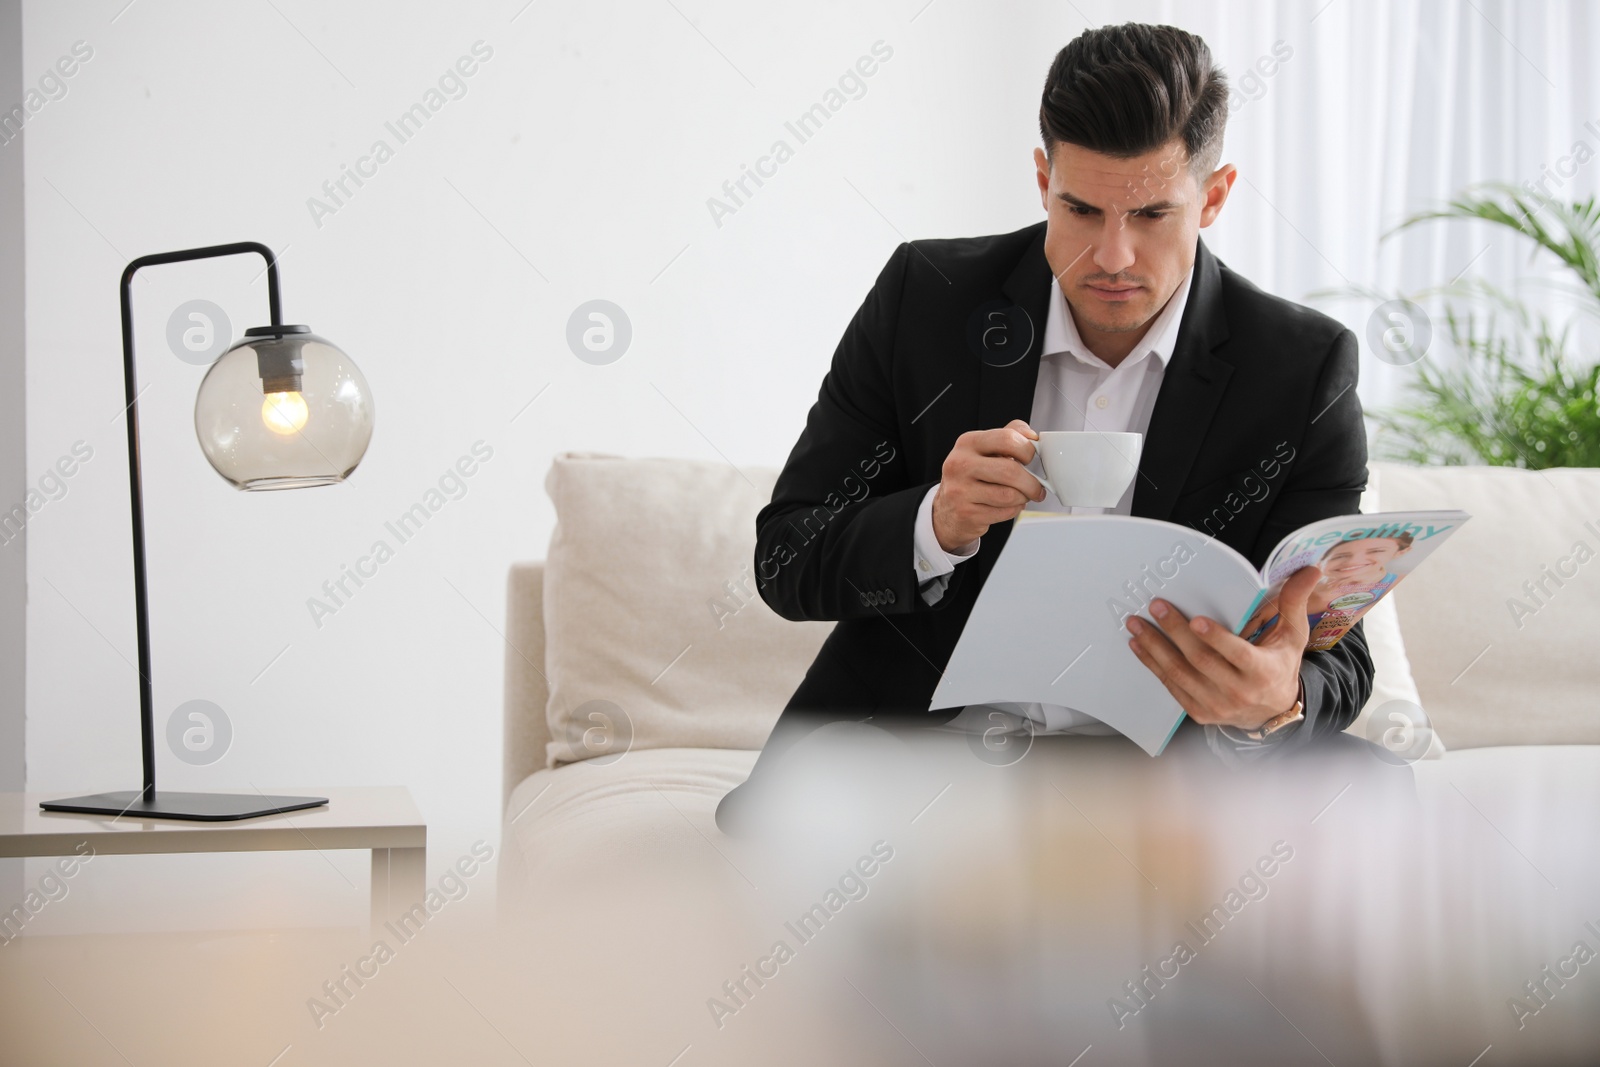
[1057,191,1181,213]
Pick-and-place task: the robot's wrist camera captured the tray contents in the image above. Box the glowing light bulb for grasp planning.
[261,391,309,435]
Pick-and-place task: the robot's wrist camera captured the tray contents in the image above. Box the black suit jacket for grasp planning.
[754,222,1373,750]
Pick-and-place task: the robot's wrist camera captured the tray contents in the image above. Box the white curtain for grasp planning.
[1080,0,1600,412]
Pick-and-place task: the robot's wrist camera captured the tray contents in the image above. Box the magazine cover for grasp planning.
[1239,510,1471,652]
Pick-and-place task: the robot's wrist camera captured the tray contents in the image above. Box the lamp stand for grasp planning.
[41,242,328,822]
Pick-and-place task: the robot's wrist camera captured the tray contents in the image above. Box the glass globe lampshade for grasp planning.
[194,324,374,490]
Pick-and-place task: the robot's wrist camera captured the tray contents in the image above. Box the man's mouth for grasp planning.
[1086,283,1141,302]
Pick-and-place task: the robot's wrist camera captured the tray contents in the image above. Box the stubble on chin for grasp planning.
[1070,295,1159,336]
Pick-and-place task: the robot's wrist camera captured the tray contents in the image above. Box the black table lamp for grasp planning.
[41,242,374,821]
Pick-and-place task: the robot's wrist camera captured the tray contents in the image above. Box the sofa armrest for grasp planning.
[502,561,551,814]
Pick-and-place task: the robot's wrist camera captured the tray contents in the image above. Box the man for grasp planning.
[719,23,1372,828]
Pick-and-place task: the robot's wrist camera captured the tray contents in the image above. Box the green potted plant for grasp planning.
[1336,183,1600,468]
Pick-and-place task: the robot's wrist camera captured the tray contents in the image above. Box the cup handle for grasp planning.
[1026,440,1057,501]
[1031,469,1056,500]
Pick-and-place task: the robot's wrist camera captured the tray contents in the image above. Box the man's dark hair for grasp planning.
[1039,23,1229,176]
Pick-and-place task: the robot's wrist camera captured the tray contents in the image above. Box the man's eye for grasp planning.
[1068,204,1097,216]
[1136,211,1168,220]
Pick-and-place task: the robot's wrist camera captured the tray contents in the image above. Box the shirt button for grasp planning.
[918,559,931,572]
[1095,395,1109,409]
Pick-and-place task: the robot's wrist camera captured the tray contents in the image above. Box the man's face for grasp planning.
[1034,139,1234,344]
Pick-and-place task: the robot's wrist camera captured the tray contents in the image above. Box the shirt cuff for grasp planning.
[913,484,980,582]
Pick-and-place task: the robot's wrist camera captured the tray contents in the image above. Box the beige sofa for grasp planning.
[493,455,1600,1063]
[500,456,1599,880]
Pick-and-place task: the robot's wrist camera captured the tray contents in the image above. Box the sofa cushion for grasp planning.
[541,453,833,766]
[1372,462,1600,748]
[1345,468,1441,757]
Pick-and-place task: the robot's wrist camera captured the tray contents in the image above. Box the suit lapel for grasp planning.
[1131,237,1232,522]
[962,226,1052,565]
[978,223,1052,434]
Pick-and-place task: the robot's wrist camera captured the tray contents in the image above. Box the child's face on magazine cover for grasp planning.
[1318,538,1407,584]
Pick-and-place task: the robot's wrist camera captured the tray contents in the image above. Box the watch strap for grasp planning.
[1224,677,1306,745]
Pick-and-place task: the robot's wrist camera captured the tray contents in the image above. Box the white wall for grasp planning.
[1,0,26,913]
[20,0,1600,929]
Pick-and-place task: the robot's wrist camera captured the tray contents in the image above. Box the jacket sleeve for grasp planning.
[1248,327,1375,745]
[754,242,943,622]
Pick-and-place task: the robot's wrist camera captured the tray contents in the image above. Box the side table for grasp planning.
[1,786,426,935]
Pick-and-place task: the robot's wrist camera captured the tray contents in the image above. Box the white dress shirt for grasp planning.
[915,262,1195,734]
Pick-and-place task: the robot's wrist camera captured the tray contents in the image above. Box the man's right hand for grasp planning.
[931,419,1047,552]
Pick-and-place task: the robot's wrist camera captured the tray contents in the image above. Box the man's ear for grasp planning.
[1034,146,1051,212]
[1197,163,1236,228]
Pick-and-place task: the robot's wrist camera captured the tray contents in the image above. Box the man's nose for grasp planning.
[1093,214,1136,275]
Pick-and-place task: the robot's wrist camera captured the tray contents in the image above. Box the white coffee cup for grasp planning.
[1030,431,1143,508]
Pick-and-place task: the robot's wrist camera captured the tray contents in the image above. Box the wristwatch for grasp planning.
[1224,678,1306,744]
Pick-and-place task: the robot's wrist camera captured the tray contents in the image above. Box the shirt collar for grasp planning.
[1041,258,1195,371]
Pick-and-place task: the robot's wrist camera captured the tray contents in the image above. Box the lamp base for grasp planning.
[39,790,329,822]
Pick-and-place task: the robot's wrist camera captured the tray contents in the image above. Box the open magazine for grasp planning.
[928,509,1470,755]
[1240,510,1470,653]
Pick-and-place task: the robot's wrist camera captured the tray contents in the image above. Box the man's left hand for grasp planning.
[1124,565,1320,731]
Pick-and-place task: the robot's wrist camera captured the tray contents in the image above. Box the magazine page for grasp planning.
[1240,510,1471,652]
[931,515,1263,755]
